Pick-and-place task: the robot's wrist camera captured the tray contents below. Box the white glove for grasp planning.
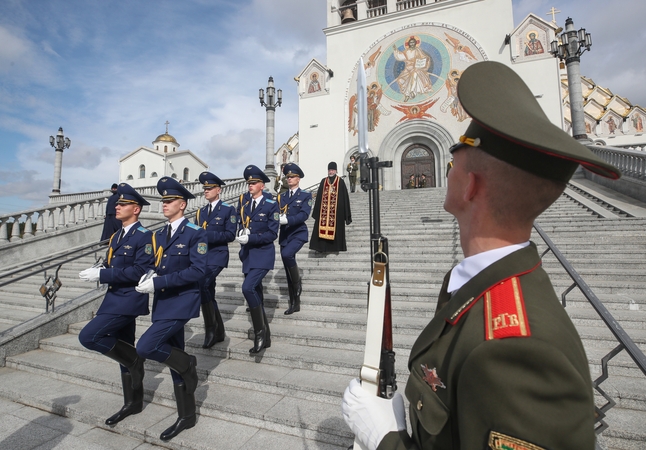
[79,267,102,282]
[237,228,250,237]
[279,214,288,225]
[135,274,157,294]
[236,234,249,245]
[342,378,407,450]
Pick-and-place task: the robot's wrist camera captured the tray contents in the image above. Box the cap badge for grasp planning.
[163,190,168,195]
[421,365,446,392]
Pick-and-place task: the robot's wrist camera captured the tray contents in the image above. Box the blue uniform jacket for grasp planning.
[238,196,279,273]
[277,189,312,246]
[97,221,154,316]
[195,201,237,268]
[151,218,207,320]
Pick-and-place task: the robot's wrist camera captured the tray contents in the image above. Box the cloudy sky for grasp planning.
[1,0,644,214]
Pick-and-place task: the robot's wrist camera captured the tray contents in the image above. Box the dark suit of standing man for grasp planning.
[78,183,153,426]
[277,163,312,315]
[236,165,279,354]
[195,171,236,348]
[135,177,206,442]
[342,61,621,450]
[100,183,121,241]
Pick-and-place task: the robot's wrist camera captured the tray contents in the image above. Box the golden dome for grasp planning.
[154,133,179,145]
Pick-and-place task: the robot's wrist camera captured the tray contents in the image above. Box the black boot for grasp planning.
[105,372,144,425]
[163,348,199,394]
[249,305,267,354]
[284,265,301,315]
[160,382,196,441]
[262,307,271,348]
[104,340,145,390]
[201,301,225,348]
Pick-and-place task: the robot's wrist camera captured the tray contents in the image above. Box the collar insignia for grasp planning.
[421,365,446,392]
[176,243,186,248]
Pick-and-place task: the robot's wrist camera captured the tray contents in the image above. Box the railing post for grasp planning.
[78,203,86,223]
[23,214,34,239]
[0,219,8,244]
[36,211,45,235]
[58,206,67,229]
[88,201,95,220]
[10,216,21,242]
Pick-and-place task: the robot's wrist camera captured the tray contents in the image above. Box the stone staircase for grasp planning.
[0,187,645,449]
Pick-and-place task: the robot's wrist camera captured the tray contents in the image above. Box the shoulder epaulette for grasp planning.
[266,199,276,204]
[137,226,150,233]
[222,202,231,207]
[483,277,531,340]
[186,222,201,230]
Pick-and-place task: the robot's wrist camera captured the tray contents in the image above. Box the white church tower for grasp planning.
[296,0,561,190]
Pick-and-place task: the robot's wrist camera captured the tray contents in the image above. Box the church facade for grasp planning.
[118,130,208,188]
[296,0,563,190]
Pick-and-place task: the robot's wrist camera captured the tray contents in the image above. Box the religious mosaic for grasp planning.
[348,23,487,136]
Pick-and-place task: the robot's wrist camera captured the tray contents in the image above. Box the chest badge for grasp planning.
[123,245,132,249]
[175,243,186,248]
[258,213,266,217]
[421,364,446,392]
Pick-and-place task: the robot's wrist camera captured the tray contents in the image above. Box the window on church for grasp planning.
[127,175,133,180]
[151,172,158,178]
[139,165,146,178]
[164,145,168,153]
[183,168,189,181]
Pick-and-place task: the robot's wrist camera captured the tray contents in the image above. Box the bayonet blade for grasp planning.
[357,57,369,154]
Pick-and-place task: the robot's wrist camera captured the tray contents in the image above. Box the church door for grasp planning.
[401,145,435,189]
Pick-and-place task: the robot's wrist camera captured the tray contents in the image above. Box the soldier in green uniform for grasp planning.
[406,174,416,189]
[342,61,621,450]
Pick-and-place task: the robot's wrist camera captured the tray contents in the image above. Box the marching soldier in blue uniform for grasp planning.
[237,179,273,313]
[195,172,236,348]
[135,177,206,441]
[236,165,279,354]
[277,163,312,315]
[78,183,153,426]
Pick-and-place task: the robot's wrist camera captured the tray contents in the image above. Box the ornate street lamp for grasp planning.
[550,17,592,141]
[49,127,71,195]
[259,76,282,179]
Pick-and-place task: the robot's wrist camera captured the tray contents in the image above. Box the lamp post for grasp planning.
[549,17,592,141]
[49,127,71,195]
[259,76,282,179]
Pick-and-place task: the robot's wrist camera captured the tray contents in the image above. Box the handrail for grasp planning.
[533,222,646,436]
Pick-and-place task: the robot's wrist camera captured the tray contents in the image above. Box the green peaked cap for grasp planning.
[456,61,620,182]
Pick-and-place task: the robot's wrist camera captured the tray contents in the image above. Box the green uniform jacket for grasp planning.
[379,243,595,450]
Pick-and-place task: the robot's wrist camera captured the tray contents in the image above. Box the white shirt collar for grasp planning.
[447,242,530,294]
[209,199,220,209]
[167,217,185,234]
[121,221,137,236]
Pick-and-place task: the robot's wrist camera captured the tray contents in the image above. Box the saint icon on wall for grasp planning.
[524,31,544,56]
[308,72,322,93]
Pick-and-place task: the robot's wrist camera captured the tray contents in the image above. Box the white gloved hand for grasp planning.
[279,214,288,225]
[236,234,249,245]
[342,378,407,450]
[135,274,157,294]
[79,267,102,282]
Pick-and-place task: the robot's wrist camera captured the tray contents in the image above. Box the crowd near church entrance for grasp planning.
[401,144,435,189]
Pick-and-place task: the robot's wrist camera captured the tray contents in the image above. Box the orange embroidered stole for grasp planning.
[318,176,339,240]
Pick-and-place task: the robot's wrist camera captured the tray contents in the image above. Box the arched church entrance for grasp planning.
[401,144,435,189]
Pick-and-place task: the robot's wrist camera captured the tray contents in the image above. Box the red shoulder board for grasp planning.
[484,276,531,340]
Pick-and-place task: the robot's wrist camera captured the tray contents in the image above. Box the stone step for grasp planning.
[0,367,348,449]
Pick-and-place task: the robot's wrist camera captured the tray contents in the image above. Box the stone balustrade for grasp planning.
[1,178,248,245]
[588,145,646,181]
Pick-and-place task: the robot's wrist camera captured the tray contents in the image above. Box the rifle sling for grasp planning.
[359,260,388,395]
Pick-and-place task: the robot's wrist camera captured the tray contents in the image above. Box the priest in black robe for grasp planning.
[309,162,352,253]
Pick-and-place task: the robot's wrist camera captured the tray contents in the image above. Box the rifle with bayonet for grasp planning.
[353,57,397,450]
